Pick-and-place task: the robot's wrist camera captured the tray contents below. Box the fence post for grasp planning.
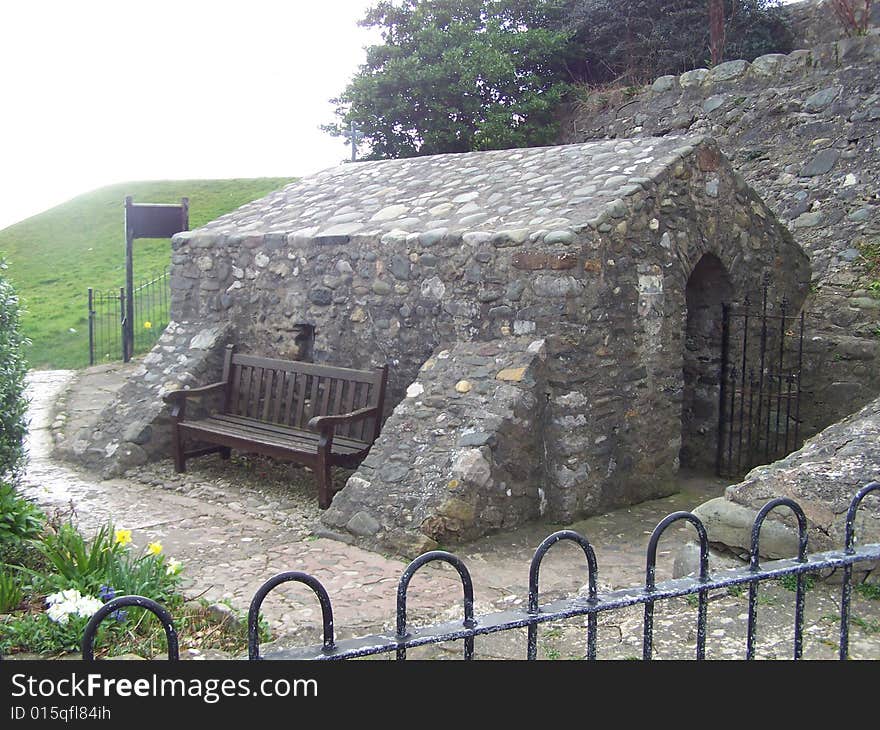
[87,288,95,366]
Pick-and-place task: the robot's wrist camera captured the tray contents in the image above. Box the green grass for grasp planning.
[0,178,295,369]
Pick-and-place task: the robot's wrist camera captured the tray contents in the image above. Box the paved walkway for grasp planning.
[17,366,880,659]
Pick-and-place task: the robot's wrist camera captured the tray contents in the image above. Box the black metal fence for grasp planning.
[82,482,880,661]
[88,268,169,365]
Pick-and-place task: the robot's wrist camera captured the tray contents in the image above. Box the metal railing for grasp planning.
[82,482,880,661]
[87,268,169,365]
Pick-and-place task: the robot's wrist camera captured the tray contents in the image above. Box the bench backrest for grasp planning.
[220,345,388,443]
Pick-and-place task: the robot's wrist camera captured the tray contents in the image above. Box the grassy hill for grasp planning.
[0,178,295,370]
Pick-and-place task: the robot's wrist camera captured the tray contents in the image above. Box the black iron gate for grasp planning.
[87,267,170,365]
[716,282,805,478]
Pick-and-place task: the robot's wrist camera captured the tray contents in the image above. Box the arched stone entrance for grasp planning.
[680,253,733,472]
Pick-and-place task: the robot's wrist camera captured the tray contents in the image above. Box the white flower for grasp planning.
[44,589,103,624]
[165,558,182,576]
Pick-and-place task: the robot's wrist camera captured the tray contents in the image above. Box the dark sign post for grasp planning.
[123,196,189,361]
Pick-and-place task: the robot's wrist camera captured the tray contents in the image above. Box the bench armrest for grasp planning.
[308,406,379,432]
[162,382,226,404]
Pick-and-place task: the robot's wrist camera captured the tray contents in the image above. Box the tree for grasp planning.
[0,260,29,481]
[323,0,580,159]
[567,1,793,85]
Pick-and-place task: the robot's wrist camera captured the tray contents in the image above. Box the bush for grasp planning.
[567,0,793,85]
[0,262,29,481]
[0,482,44,545]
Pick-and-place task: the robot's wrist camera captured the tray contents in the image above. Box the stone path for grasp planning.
[16,367,880,659]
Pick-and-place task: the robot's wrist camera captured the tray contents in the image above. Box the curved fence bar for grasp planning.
[526,530,598,660]
[248,572,335,660]
[643,512,710,660]
[746,497,809,660]
[82,595,178,661]
[840,481,880,659]
[396,551,475,660]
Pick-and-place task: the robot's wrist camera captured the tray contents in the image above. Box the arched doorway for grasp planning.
[680,253,733,472]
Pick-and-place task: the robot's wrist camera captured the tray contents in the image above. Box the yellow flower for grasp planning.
[114,529,132,546]
[143,321,152,329]
[147,541,163,556]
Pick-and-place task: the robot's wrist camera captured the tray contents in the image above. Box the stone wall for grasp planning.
[320,338,550,556]
[561,31,880,446]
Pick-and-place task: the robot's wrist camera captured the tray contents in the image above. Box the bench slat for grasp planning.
[214,414,371,450]
[262,370,274,422]
[182,416,368,456]
[233,354,384,385]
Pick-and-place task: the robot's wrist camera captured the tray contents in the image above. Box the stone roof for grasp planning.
[194,135,709,245]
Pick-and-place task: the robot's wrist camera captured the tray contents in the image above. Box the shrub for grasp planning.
[0,262,29,481]
[567,0,793,85]
[0,482,44,545]
[829,0,874,36]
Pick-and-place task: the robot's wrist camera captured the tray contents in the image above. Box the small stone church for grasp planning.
[91,134,810,555]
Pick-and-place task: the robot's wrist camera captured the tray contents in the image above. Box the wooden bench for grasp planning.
[163,344,388,509]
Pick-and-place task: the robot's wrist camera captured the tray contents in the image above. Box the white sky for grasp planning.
[0,0,380,230]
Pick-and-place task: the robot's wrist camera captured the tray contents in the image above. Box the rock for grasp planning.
[799,148,840,177]
[692,497,801,559]
[804,86,840,113]
[346,511,381,537]
[709,60,749,82]
[704,395,880,555]
[206,602,242,629]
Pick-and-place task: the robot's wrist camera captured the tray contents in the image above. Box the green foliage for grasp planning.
[31,523,124,595]
[855,582,880,601]
[0,572,23,613]
[0,268,29,480]
[325,0,578,159]
[567,0,793,85]
[0,483,44,545]
[0,611,100,654]
[0,178,295,369]
[858,239,880,295]
[778,572,816,592]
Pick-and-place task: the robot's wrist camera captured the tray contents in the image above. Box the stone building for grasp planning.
[87,134,810,555]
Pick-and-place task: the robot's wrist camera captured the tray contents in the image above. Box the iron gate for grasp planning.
[87,267,170,365]
[716,281,805,478]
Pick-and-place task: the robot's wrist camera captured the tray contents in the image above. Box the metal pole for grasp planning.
[124,196,134,362]
[350,121,357,162]
[87,288,94,366]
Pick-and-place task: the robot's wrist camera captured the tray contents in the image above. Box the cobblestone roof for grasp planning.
[195,136,704,243]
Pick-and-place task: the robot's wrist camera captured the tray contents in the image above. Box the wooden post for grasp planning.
[124,196,135,362]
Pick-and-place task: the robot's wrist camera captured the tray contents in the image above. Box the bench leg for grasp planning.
[171,425,186,473]
[316,456,333,509]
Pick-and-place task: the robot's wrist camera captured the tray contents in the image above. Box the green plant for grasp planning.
[855,582,880,601]
[0,572,23,613]
[0,482,44,544]
[851,614,880,634]
[30,522,124,595]
[778,573,816,592]
[0,267,29,480]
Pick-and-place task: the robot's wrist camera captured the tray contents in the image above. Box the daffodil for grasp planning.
[147,541,163,556]
[165,558,182,576]
[143,321,152,329]
[114,529,132,546]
